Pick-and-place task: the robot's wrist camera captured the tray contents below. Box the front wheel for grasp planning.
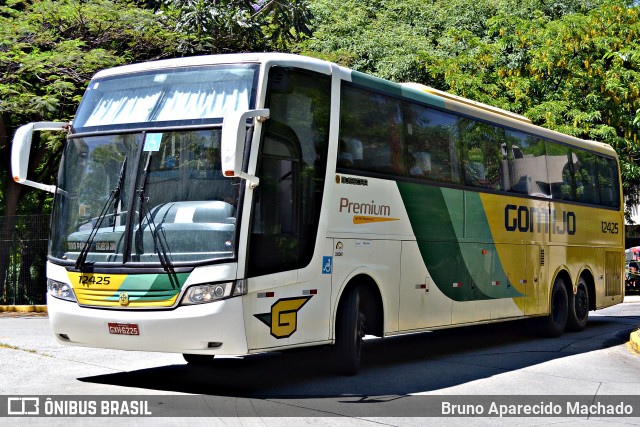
[567,278,589,332]
[333,285,365,375]
[539,277,568,338]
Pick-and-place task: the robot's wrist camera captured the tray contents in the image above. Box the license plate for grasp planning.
[107,322,139,336]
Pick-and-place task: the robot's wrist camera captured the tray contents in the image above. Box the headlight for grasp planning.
[181,279,247,305]
[47,279,77,302]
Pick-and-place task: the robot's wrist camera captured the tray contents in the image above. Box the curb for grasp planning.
[0,305,47,313]
[630,329,640,355]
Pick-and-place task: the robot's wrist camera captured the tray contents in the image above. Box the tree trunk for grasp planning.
[0,115,23,301]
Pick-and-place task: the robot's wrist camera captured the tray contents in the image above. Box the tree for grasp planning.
[0,0,181,300]
[426,1,640,217]
[160,0,312,53]
[299,0,599,82]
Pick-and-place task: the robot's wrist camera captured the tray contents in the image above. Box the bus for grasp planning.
[12,53,624,375]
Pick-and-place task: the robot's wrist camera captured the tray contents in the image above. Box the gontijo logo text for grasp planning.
[504,204,576,235]
[339,197,399,224]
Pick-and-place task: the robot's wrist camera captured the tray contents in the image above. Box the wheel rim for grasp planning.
[575,285,588,321]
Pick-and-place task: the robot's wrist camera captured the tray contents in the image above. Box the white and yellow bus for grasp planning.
[12,53,624,374]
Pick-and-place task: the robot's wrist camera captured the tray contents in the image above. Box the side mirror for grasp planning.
[12,121,69,193]
[221,109,269,189]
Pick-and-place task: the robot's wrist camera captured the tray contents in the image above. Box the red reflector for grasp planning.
[310,289,318,295]
[257,292,275,298]
[223,170,235,177]
[453,282,463,288]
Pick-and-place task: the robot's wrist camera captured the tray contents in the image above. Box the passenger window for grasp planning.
[457,119,503,190]
[503,131,550,197]
[339,84,405,175]
[404,102,460,183]
[546,141,576,201]
[573,150,599,204]
[597,157,620,208]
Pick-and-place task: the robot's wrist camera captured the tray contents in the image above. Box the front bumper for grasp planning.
[47,295,248,355]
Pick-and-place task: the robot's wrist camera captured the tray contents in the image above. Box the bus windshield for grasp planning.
[48,63,260,266]
[72,64,258,132]
[51,129,242,265]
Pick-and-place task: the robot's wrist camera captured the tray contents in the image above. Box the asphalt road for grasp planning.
[1,296,640,426]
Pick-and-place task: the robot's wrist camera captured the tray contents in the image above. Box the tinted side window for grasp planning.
[248,67,331,277]
[503,131,550,197]
[546,141,576,201]
[404,102,461,183]
[573,150,599,205]
[339,84,405,175]
[597,156,620,208]
[457,118,503,190]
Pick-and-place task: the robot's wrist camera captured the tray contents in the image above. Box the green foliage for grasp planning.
[0,0,182,215]
[301,0,599,82]
[160,0,312,53]
[0,0,179,123]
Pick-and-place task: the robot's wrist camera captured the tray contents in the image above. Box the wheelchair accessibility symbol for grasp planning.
[322,256,332,274]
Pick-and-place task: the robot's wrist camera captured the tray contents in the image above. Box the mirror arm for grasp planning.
[221,109,269,187]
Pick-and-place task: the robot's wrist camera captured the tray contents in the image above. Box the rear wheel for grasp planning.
[333,285,365,375]
[183,354,215,365]
[567,277,589,332]
[540,277,568,338]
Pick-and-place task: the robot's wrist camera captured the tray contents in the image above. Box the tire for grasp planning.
[183,354,215,365]
[567,277,589,332]
[540,276,569,338]
[333,285,366,375]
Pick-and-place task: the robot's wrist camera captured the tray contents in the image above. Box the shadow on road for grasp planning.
[79,315,639,398]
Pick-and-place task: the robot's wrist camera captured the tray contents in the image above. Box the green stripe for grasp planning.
[350,71,445,108]
[113,272,190,301]
[461,193,522,298]
[397,182,522,301]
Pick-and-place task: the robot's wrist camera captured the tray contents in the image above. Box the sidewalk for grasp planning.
[0,305,47,317]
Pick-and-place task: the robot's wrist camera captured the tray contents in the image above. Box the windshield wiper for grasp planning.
[136,154,178,285]
[75,156,127,270]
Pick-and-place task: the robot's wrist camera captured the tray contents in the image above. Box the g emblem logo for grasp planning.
[119,292,130,306]
[254,296,312,339]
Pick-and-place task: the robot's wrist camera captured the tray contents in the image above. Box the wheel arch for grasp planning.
[334,273,384,339]
[577,267,596,311]
[550,268,573,309]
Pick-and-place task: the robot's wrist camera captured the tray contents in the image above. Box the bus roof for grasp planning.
[92,53,333,79]
[400,83,532,124]
[91,53,617,159]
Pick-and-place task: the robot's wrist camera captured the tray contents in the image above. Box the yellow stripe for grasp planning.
[67,272,127,291]
[353,216,400,224]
